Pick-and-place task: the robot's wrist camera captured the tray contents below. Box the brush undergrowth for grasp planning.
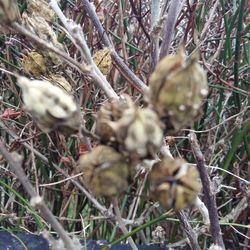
[0,0,249,249]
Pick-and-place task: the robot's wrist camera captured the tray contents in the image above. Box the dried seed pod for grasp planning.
[0,0,20,24]
[21,51,47,77]
[96,95,164,159]
[118,106,164,159]
[95,98,130,144]
[27,0,55,23]
[148,48,208,133]
[49,75,72,93]
[76,145,128,197]
[17,76,80,135]
[149,158,201,210]
[22,13,63,64]
[93,48,112,75]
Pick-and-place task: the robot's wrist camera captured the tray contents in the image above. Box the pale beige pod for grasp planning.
[17,76,80,135]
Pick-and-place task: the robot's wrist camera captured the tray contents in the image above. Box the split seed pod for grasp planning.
[95,98,130,144]
[96,95,164,159]
[27,0,56,23]
[149,158,201,210]
[17,76,80,135]
[0,0,20,24]
[22,51,47,77]
[93,48,112,75]
[148,48,208,133]
[76,145,128,197]
[22,13,64,64]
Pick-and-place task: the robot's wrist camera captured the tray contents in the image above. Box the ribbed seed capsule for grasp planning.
[17,76,80,135]
[76,146,128,197]
[21,51,47,77]
[95,98,129,144]
[149,48,208,133]
[95,95,164,159]
[93,48,112,75]
[27,0,56,23]
[149,158,201,210]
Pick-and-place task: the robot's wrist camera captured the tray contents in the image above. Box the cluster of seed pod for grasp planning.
[95,95,164,160]
[77,48,207,209]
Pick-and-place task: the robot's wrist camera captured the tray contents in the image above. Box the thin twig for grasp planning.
[112,197,138,250]
[81,0,148,93]
[188,133,225,249]
[150,0,162,70]
[0,140,81,250]
[176,211,201,250]
[159,0,184,58]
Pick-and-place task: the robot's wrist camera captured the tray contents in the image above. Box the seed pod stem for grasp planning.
[188,133,225,249]
[176,211,201,250]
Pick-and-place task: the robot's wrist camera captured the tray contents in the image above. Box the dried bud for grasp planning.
[96,95,164,159]
[149,48,208,133]
[149,158,201,210]
[93,48,112,75]
[22,13,63,64]
[0,0,20,24]
[95,98,130,144]
[27,0,56,23]
[22,51,47,77]
[17,76,80,135]
[76,146,128,197]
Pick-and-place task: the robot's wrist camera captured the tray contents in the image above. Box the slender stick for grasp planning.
[176,211,201,250]
[0,140,81,250]
[159,0,183,58]
[112,197,138,250]
[81,0,148,94]
[188,133,225,249]
[150,0,161,71]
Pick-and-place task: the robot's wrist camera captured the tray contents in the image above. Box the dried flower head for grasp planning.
[93,48,112,75]
[96,95,164,159]
[0,0,20,24]
[17,76,80,135]
[22,51,47,77]
[76,145,128,197]
[148,48,208,133]
[22,13,63,64]
[149,157,201,210]
[27,0,56,23]
[95,97,130,144]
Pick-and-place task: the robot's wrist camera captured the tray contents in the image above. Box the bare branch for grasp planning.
[188,133,225,249]
[159,0,184,58]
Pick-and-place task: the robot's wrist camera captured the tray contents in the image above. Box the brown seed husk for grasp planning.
[149,157,201,210]
[93,48,112,75]
[149,48,208,133]
[95,95,164,159]
[22,51,47,77]
[76,146,129,197]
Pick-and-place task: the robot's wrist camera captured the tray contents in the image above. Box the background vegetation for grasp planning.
[0,0,249,249]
